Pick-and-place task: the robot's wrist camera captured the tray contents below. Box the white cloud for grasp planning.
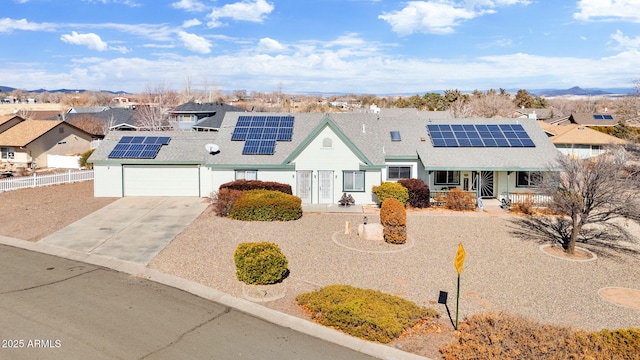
[14,0,30,3]
[610,30,640,50]
[178,31,212,54]
[379,1,478,35]
[257,38,287,52]
[60,31,109,51]
[207,0,274,28]
[172,0,207,12]
[0,18,56,32]
[574,0,640,22]
[379,0,531,35]
[183,18,202,28]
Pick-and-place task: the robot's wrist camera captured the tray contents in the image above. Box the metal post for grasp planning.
[455,273,460,330]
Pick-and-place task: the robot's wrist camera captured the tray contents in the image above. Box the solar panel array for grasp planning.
[108,136,171,159]
[593,114,614,120]
[231,115,295,155]
[427,124,535,148]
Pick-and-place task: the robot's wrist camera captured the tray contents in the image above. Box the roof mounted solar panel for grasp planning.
[236,116,252,127]
[231,127,249,141]
[603,114,613,120]
[427,123,535,148]
[109,136,170,159]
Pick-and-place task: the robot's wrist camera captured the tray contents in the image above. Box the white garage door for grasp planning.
[123,165,200,196]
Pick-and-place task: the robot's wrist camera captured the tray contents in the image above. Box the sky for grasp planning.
[1,0,640,95]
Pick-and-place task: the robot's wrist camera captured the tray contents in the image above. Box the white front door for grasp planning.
[296,170,312,204]
[318,170,334,204]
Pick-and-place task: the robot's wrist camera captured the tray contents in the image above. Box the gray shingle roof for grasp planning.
[90,111,560,172]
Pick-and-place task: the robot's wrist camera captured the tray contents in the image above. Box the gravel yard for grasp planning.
[2,182,639,359]
[0,181,116,241]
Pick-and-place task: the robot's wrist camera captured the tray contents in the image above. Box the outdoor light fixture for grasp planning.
[363,216,368,225]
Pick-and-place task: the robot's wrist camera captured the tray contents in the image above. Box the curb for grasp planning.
[0,235,433,360]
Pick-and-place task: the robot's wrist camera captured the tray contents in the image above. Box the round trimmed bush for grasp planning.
[372,182,409,206]
[234,242,288,285]
[229,189,302,221]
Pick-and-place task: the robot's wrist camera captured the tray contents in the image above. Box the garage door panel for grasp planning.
[124,165,200,197]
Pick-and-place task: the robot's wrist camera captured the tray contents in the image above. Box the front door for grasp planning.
[318,170,334,204]
[479,171,494,198]
[296,170,312,204]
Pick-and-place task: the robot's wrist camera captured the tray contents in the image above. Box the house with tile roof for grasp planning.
[90,110,560,203]
[538,122,627,159]
[0,120,93,169]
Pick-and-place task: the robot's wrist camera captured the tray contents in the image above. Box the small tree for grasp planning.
[538,150,640,254]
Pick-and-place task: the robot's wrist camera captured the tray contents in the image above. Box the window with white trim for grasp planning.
[516,171,541,187]
[1,147,15,160]
[235,170,257,180]
[343,170,365,192]
[434,171,460,185]
[388,166,411,180]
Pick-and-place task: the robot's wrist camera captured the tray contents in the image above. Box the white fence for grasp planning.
[0,170,94,192]
[502,192,552,205]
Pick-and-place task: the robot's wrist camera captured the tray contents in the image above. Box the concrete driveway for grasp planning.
[39,197,209,264]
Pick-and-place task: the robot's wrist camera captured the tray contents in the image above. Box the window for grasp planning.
[434,171,460,185]
[235,170,257,180]
[516,171,541,187]
[1,147,15,160]
[388,166,411,179]
[343,170,365,191]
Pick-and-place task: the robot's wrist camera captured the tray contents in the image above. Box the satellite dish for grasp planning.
[205,143,220,154]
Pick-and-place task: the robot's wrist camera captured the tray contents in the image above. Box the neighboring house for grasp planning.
[60,108,140,136]
[513,108,562,122]
[0,120,93,169]
[67,106,110,114]
[90,111,560,203]
[538,122,627,159]
[0,115,24,134]
[568,113,619,127]
[169,101,246,131]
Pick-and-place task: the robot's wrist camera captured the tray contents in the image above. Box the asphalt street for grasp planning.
[0,244,376,360]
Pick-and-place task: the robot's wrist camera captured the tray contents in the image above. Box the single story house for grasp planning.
[569,113,619,127]
[0,120,93,169]
[90,110,561,203]
[538,122,627,159]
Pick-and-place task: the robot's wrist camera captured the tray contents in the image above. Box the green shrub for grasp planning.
[439,311,640,360]
[213,188,244,217]
[398,178,430,208]
[79,149,95,169]
[296,284,439,344]
[220,179,292,195]
[229,189,302,221]
[444,188,476,211]
[372,182,409,206]
[380,198,407,244]
[234,242,288,285]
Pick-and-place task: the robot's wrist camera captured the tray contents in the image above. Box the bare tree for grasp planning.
[134,83,179,131]
[537,149,640,254]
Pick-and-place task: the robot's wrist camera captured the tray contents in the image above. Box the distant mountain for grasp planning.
[532,86,625,97]
[0,85,130,95]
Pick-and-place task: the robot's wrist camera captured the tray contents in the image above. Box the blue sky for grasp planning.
[1,0,639,94]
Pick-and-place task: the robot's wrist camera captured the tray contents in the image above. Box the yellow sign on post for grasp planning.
[454,243,466,275]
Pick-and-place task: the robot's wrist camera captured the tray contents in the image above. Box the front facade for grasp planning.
[91,110,560,204]
[0,120,93,169]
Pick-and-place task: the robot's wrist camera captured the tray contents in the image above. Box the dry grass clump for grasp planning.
[444,189,476,211]
[439,311,640,360]
[296,285,440,344]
